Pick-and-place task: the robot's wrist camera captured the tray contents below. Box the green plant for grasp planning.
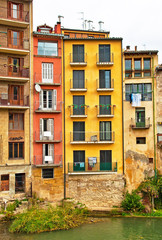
[121,191,145,212]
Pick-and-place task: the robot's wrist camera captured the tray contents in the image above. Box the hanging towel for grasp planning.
[132,94,141,107]
[80,162,85,168]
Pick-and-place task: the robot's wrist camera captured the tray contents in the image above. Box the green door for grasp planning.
[73,151,85,172]
[100,150,112,171]
[136,108,145,127]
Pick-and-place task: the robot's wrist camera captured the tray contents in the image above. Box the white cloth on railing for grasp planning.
[132,93,141,107]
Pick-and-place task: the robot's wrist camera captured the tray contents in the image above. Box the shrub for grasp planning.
[121,191,145,212]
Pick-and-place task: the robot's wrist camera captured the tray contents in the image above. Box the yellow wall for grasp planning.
[64,38,123,173]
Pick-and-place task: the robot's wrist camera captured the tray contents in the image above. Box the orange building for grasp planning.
[32,23,64,201]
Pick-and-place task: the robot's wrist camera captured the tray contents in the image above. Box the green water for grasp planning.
[0,218,162,240]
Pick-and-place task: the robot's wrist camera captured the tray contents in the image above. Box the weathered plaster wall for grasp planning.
[66,173,125,210]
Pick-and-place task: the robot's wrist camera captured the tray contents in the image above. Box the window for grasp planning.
[40,119,54,140]
[73,45,84,62]
[1,175,9,191]
[73,96,85,115]
[73,151,85,171]
[136,137,146,144]
[125,83,152,101]
[149,158,153,164]
[8,57,24,76]
[43,144,54,164]
[135,108,145,127]
[73,122,85,141]
[8,30,23,48]
[99,70,111,88]
[134,59,141,77]
[15,173,25,193]
[9,142,24,159]
[73,70,84,88]
[100,121,111,141]
[99,45,110,62]
[8,85,24,105]
[144,58,151,77]
[42,169,54,179]
[8,2,23,20]
[125,59,132,78]
[38,41,58,56]
[39,90,57,110]
[9,113,24,130]
[100,150,112,170]
[42,63,53,83]
[99,95,111,115]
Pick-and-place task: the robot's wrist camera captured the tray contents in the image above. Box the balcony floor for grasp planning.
[70,141,114,144]
[0,18,29,28]
[0,47,29,55]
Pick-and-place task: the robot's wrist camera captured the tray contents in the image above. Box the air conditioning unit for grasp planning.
[91,135,97,142]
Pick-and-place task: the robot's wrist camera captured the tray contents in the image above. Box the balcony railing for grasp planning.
[35,101,62,112]
[0,65,29,78]
[70,53,87,65]
[130,118,151,129]
[96,78,114,91]
[68,161,117,173]
[0,35,29,50]
[34,73,61,85]
[70,131,115,144]
[0,93,29,107]
[33,155,62,166]
[68,105,89,117]
[70,78,87,91]
[96,53,114,65]
[0,6,29,23]
[95,104,115,117]
[35,131,62,142]
[125,69,151,78]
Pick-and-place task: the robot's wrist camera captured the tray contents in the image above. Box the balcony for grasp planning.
[0,6,29,28]
[95,104,115,118]
[0,65,29,82]
[70,53,87,66]
[0,93,29,109]
[70,131,115,144]
[34,73,61,86]
[68,161,117,173]
[68,105,89,118]
[35,131,62,143]
[35,101,62,113]
[125,69,151,79]
[0,35,29,55]
[70,79,87,92]
[96,53,114,66]
[130,118,151,129]
[33,155,62,167]
[96,78,114,92]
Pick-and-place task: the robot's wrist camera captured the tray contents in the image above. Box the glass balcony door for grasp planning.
[100,150,112,171]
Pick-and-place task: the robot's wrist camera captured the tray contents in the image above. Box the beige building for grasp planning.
[123,46,158,191]
[0,0,33,198]
[156,65,162,174]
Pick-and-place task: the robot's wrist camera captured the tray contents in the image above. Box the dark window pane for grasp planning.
[99,45,110,62]
[99,70,111,88]
[134,59,141,70]
[19,143,23,158]
[73,151,85,171]
[9,143,13,158]
[136,137,146,144]
[73,122,85,141]
[99,96,111,115]
[14,143,18,158]
[125,59,132,70]
[73,70,84,88]
[42,169,54,178]
[73,45,84,62]
[73,96,85,115]
[144,59,151,70]
[100,150,112,170]
[15,173,25,193]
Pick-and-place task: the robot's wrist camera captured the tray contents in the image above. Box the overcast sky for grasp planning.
[33,0,162,63]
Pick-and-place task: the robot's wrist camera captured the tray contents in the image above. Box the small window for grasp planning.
[149,158,153,164]
[15,173,25,193]
[1,175,9,191]
[9,113,24,130]
[136,137,146,144]
[42,169,54,179]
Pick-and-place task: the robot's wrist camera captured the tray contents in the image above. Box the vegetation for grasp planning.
[121,191,145,212]
[9,202,88,233]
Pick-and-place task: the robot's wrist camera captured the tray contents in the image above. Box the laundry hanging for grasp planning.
[132,93,141,107]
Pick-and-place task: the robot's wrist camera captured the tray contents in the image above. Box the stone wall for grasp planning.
[66,173,125,210]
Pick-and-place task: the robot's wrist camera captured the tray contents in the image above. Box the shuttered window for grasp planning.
[73,96,85,115]
[100,121,111,141]
[99,70,111,88]
[39,90,57,110]
[43,144,54,163]
[40,118,54,140]
[42,63,53,83]
[99,45,110,62]
[73,45,84,62]
[73,70,84,88]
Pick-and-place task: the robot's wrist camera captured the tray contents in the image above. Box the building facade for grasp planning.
[0,0,33,198]
[62,28,124,209]
[32,23,64,201]
[123,47,158,191]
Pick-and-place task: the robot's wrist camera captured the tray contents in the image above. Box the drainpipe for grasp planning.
[63,39,66,199]
[121,41,124,175]
[29,1,32,166]
[152,56,157,178]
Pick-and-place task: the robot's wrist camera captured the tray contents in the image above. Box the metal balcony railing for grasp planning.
[70,53,87,65]
[96,78,114,90]
[95,104,115,117]
[0,35,29,50]
[33,155,62,166]
[96,53,114,65]
[130,118,151,129]
[125,69,152,78]
[34,131,62,142]
[68,105,89,117]
[70,131,115,143]
[35,101,62,112]
[34,73,61,85]
[0,93,29,107]
[68,161,117,173]
[0,65,29,78]
[70,78,87,90]
[0,6,29,23]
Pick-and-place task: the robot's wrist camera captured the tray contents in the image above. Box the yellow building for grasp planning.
[62,28,124,209]
[0,0,33,198]
[123,46,158,191]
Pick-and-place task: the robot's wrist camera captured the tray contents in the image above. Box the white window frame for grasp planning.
[40,118,54,140]
[42,63,53,83]
[43,144,54,164]
[39,90,57,110]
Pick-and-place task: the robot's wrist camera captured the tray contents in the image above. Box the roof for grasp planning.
[63,37,122,41]
[61,27,110,34]
[33,31,64,38]
[124,50,158,55]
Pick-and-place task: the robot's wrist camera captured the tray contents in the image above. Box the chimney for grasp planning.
[54,22,61,34]
[126,46,130,50]
[135,46,137,51]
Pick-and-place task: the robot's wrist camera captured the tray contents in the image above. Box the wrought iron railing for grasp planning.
[33,155,62,165]
[35,101,62,112]
[70,53,87,64]
[34,73,61,85]
[0,6,29,22]
[0,93,29,107]
[68,105,89,117]
[96,53,114,64]
[95,104,115,116]
[0,65,29,78]
[0,35,29,50]
[130,118,151,129]
[70,78,87,90]
[34,131,62,142]
[96,78,114,90]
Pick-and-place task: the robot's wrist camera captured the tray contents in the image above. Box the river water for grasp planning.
[0,218,162,240]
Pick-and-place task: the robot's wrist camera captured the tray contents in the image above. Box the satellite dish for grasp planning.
[35,84,41,92]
